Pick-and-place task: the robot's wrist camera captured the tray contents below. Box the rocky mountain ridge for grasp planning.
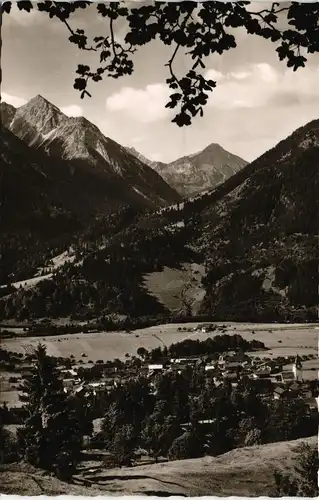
[1,104,318,322]
[1,95,180,209]
[127,143,248,197]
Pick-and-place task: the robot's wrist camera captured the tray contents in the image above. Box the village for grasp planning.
[1,321,318,422]
[55,327,318,419]
[1,324,318,494]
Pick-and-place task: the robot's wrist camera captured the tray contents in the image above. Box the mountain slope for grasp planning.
[198,119,319,321]
[0,96,180,286]
[1,119,318,322]
[0,126,105,285]
[0,102,16,125]
[127,144,248,197]
[4,95,181,209]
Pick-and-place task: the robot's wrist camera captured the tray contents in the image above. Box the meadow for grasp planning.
[1,436,316,496]
[2,322,318,363]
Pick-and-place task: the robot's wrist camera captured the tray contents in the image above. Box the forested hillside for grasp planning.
[1,119,318,323]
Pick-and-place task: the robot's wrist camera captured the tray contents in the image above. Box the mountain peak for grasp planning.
[202,142,224,152]
[8,95,67,144]
[150,143,247,197]
[33,93,47,102]
[21,94,62,114]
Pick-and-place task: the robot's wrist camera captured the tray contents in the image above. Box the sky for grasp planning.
[1,1,319,163]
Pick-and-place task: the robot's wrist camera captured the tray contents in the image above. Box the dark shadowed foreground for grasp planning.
[1,435,316,496]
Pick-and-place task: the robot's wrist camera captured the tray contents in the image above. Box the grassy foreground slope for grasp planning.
[1,436,316,496]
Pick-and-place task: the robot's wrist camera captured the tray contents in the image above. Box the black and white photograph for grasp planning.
[0,0,318,496]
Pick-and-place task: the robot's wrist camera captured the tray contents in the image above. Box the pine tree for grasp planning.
[18,344,82,480]
[109,424,136,466]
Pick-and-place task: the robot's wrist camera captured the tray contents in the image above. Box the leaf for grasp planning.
[100,50,111,62]
[1,2,11,14]
[97,3,109,17]
[172,112,192,127]
[17,1,33,12]
[76,64,90,75]
[92,75,102,82]
[74,78,87,91]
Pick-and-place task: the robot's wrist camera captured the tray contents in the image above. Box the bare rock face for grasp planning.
[127,143,248,197]
[2,95,181,209]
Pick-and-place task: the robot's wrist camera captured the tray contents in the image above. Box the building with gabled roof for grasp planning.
[273,386,296,400]
[280,371,295,383]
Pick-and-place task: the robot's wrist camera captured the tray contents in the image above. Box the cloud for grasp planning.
[206,62,319,110]
[106,84,171,123]
[205,69,224,82]
[61,104,83,117]
[1,92,27,107]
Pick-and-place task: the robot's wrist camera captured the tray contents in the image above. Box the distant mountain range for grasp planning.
[1,113,318,323]
[1,95,180,210]
[1,95,247,209]
[127,144,248,197]
[0,95,182,285]
[197,118,319,321]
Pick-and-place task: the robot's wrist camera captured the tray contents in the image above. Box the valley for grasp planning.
[1,3,319,497]
[1,96,318,326]
[1,322,318,409]
[2,322,318,363]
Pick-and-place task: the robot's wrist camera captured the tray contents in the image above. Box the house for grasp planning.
[225,361,243,372]
[198,323,216,333]
[62,378,76,391]
[205,364,217,372]
[87,381,108,396]
[289,381,302,392]
[218,352,245,370]
[148,364,165,376]
[60,368,78,378]
[274,386,287,399]
[280,371,295,383]
[304,396,319,411]
[213,376,224,387]
[148,364,164,371]
[256,361,278,374]
[252,366,272,379]
[74,384,85,395]
[205,365,218,379]
[181,418,217,431]
[170,363,188,373]
[273,386,296,400]
[222,371,238,381]
[170,357,200,365]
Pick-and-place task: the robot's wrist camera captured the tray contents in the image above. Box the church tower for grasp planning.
[292,354,303,382]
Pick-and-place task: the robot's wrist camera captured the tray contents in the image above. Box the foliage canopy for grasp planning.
[3,1,319,125]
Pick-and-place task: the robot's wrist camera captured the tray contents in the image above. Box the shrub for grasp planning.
[274,443,318,497]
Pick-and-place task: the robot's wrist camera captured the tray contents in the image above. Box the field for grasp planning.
[1,322,318,405]
[143,262,206,314]
[1,435,317,496]
[2,322,318,363]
